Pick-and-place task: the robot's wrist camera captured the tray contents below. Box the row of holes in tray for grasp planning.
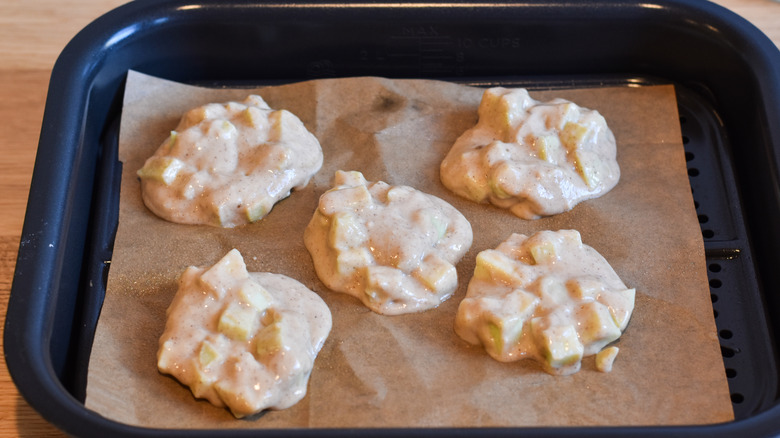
[682,119,744,408]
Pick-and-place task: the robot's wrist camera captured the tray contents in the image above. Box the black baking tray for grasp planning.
[4,0,780,436]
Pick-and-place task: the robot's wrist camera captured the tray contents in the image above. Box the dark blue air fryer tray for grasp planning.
[5,0,780,436]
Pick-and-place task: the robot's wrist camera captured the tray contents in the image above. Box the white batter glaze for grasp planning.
[304,170,473,315]
[157,249,332,417]
[440,87,620,219]
[138,95,323,227]
[455,230,635,375]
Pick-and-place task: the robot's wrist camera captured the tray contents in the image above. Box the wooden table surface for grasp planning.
[1,0,779,436]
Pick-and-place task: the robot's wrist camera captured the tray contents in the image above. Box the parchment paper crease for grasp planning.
[85,70,734,428]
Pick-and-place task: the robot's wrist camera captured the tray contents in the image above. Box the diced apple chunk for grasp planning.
[528,239,557,265]
[412,208,449,242]
[558,229,583,245]
[328,211,368,251]
[413,253,457,294]
[533,321,584,370]
[255,322,285,359]
[386,186,414,203]
[483,290,538,357]
[461,159,490,202]
[218,302,260,341]
[224,101,245,112]
[333,170,368,187]
[182,106,210,128]
[161,130,179,152]
[336,247,374,276]
[548,102,580,130]
[318,185,373,216]
[535,135,561,163]
[486,319,522,358]
[488,162,516,200]
[363,265,403,303]
[508,288,540,315]
[214,203,234,228]
[454,297,487,345]
[577,301,622,349]
[599,288,636,329]
[477,89,512,140]
[198,339,222,368]
[137,156,185,186]
[560,121,589,151]
[566,276,605,300]
[243,94,271,110]
[199,249,249,297]
[536,276,569,311]
[261,144,291,170]
[213,379,253,418]
[208,119,237,140]
[238,281,272,312]
[191,364,218,399]
[157,339,176,370]
[483,140,512,167]
[595,346,620,373]
[473,249,524,285]
[245,196,275,223]
[478,88,533,141]
[242,106,267,128]
[267,110,298,142]
[573,150,602,189]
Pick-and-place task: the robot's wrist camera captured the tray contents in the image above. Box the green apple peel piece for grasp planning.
[533,321,584,372]
[245,196,275,223]
[137,156,185,186]
[484,315,524,358]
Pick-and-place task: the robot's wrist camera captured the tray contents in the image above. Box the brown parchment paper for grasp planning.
[85,70,734,429]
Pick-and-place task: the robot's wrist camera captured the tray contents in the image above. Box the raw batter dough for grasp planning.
[455,230,635,375]
[440,87,620,219]
[138,95,323,227]
[304,170,473,315]
[157,249,332,417]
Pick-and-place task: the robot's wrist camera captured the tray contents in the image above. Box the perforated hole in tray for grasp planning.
[679,95,775,420]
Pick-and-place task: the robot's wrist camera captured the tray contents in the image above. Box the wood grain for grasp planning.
[0,0,778,436]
